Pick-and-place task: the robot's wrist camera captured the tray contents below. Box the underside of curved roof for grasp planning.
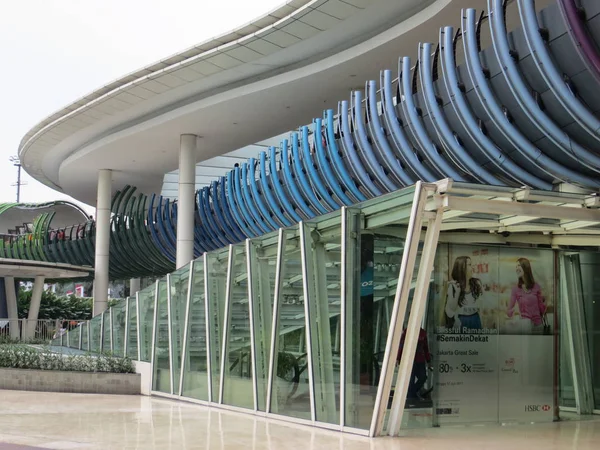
[17,0,447,202]
[4,0,600,280]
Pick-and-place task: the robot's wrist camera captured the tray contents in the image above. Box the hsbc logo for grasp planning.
[525,404,551,412]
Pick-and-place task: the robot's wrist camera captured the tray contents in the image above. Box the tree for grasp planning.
[18,290,93,320]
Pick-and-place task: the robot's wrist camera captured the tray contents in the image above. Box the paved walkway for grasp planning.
[0,390,598,449]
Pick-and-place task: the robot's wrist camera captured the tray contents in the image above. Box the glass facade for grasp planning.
[54,182,600,435]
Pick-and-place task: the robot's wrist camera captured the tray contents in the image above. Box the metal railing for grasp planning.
[0,319,76,343]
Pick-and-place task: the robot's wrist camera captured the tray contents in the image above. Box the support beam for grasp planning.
[176,134,197,269]
[93,169,112,316]
[26,276,45,340]
[4,277,19,340]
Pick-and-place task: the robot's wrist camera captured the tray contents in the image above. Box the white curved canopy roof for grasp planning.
[18,0,546,206]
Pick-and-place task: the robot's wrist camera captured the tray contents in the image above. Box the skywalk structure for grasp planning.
[13,0,600,437]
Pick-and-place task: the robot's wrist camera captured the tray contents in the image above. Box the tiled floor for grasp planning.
[0,390,598,449]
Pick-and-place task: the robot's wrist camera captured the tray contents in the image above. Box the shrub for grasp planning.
[0,345,135,374]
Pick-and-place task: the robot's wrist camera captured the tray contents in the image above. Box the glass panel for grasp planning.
[345,228,404,430]
[112,301,126,357]
[206,250,229,401]
[222,244,254,409]
[69,325,80,349]
[303,222,341,425]
[270,229,311,420]
[102,310,111,353]
[182,258,209,400]
[138,286,156,362]
[170,265,190,395]
[248,238,275,412]
[89,315,102,353]
[81,323,89,351]
[559,279,576,408]
[579,252,600,409]
[127,298,139,360]
[153,279,171,393]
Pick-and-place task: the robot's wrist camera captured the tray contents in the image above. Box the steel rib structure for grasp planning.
[3,0,600,279]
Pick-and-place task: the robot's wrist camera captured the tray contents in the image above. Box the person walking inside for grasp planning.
[397,327,432,401]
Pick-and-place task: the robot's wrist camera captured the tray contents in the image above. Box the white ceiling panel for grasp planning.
[260,29,302,47]
[214,31,241,45]
[225,46,263,63]
[127,85,158,100]
[141,80,171,94]
[297,9,341,30]
[169,67,205,82]
[206,52,244,70]
[251,15,278,29]
[79,108,109,120]
[152,73,187,88]
[71,114,96,125]
[236,23,262,36]
[315,0,360,19]
[93,101,120,115]
[340,0,371,8]
[279,20,321,39]
[186,60,223,76]
[268,5,297,19]
[244,38,283,56]
[287,0,312,7]
[114,91,145,105]
[103,97,131,111]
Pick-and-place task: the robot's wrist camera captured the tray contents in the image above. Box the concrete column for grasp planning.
[129,278,141,296]
[176,134,197,269]
[4,277,20,340]
[94,169,112,316]
[26,275,45,340]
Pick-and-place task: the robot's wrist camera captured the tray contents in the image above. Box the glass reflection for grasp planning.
[170,266,190,394]
[111,301,126,357]
[127,298,139,360]
[89,315,101,353]
[102,310,111,353]
[270,230,311,420]
[182,259,209,400]
[138,287,155,362]
[206,250,228,401]
[153,279,170,393]
[248,238,275,411]
[222,244,254,409]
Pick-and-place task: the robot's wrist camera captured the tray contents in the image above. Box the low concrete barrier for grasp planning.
[0,368,140,395]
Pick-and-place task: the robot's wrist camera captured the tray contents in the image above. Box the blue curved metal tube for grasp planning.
[280,140,317,218]
[352,90,398,192]
[313,118,354,205]
[268,146,303,222]
[338,100,381,197]
[399,56,466,181]
[366,80,414,185]
[488,0,600,172]
[325,109,366,202]
[461,8,597,188]
[259,151,292,227]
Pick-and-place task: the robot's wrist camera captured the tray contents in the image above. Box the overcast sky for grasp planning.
[0,0,283,212]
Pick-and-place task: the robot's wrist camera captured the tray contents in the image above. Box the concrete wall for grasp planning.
[0,368,140,395]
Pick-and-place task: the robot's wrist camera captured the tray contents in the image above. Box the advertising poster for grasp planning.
[432,245,555,425]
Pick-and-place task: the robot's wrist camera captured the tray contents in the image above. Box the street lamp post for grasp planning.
[9,156,24,203]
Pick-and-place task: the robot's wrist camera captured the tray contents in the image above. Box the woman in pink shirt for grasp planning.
[507,258,547,334]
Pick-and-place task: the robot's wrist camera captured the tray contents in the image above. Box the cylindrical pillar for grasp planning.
[176,134,197,269]
[26,275,45,340]
[4,276,20,340]
[129,278,141,296]
[93,169,112,316]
